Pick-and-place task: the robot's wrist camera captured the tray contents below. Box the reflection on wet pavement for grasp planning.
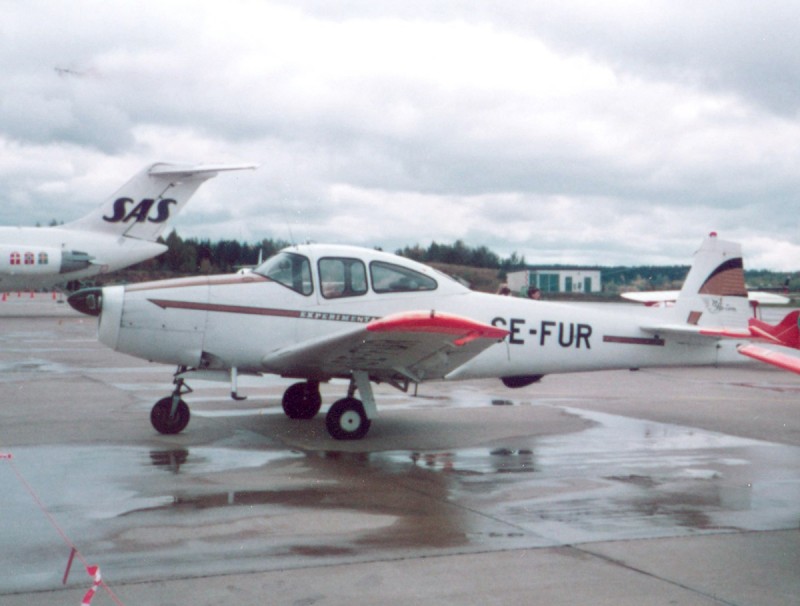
[2,402,799,592]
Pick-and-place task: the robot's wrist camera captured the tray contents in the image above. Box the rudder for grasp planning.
[673,232,750,330]
[64,162,255,241]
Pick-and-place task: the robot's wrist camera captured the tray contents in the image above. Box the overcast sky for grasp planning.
[2,1,800,269]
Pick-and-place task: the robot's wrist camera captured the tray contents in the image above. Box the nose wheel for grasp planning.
[151,397,191,434]
[151,368,192,435]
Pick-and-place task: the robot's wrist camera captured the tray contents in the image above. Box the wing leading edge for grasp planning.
[261,310,508,383]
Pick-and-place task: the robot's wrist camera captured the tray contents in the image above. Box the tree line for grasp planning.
[121,231,792,292]
[140,233,528,275]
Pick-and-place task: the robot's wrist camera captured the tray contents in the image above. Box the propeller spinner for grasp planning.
[68,288,103,317]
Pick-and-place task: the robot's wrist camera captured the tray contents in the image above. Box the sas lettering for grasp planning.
[491,317,592,349]
[103,198,177,224]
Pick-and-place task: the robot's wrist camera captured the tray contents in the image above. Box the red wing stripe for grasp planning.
[367,311,508,345]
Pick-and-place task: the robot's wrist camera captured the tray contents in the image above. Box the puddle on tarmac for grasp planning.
[4,443,303,519]
[375,448,537,475]
[364,404,800,542]
[3,404,800,592]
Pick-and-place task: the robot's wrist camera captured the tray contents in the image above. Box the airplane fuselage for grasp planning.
[95,244,740,382]
[71,236,759,439]
[0,226,166,291]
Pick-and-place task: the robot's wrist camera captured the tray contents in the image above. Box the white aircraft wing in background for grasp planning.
[622,290,790,306]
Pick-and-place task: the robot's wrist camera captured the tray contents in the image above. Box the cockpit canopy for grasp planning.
[254,246,464,298]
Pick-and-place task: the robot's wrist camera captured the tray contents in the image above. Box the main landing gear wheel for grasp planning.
[282,381,323,419]
[151,397,191,435]
[326,397,371,440]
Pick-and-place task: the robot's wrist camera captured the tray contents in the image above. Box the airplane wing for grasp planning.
[622,290,680,304]
[261,310,509,383]
[737,344,800,375]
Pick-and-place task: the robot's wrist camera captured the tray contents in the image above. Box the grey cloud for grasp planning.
[2,1,799,269]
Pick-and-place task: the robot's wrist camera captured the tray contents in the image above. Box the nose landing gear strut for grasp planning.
[150,366,192,435]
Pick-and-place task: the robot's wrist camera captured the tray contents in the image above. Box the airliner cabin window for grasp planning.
[370,261,437,293]
[319,258,367,299]
[255,252,313,295]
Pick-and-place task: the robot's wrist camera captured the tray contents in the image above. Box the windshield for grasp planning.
[254,252,313,295]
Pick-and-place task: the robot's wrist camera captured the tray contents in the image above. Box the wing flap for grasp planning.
[261,310,508,381]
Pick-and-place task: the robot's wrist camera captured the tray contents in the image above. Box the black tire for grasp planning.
[151,397,191,435]
[282,381,323,419]
[501,375,544,389]
[326,397,371,440]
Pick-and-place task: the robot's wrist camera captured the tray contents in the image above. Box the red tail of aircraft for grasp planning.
[736,310,800,376]
[749,310,800,349]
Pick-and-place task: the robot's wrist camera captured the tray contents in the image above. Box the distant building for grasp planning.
[507,266,602,296]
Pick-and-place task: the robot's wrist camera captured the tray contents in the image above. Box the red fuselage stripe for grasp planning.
[603,335,665,346]
[148,299,301,318]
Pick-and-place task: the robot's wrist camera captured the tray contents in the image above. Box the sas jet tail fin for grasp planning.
[64,162,256,241]
[749,310,800,349]
[672,232,750,330]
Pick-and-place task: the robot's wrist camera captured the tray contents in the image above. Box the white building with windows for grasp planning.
[507,266,602,296]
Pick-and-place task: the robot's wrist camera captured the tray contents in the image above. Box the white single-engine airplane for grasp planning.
[0,162,254,292]
[69,232,800,440]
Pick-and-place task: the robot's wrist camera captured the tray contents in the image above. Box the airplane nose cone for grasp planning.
[68,288,103,317]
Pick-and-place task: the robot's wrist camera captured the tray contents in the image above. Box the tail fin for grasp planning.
[750,310,800,349]
[673,232,750,329]
[64,162,256,241]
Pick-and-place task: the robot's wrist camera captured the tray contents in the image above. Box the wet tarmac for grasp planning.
[1,295,799,605]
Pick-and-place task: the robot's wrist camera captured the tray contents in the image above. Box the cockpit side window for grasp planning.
[255,252,313,295]
[370,261,437,293]
[319,257,368,299]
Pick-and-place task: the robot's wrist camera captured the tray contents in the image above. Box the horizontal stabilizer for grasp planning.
[640,323,750,343]
[148,163,258,177]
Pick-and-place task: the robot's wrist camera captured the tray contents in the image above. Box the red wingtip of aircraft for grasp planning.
[367,310,509,345]
[738,343,800,375]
